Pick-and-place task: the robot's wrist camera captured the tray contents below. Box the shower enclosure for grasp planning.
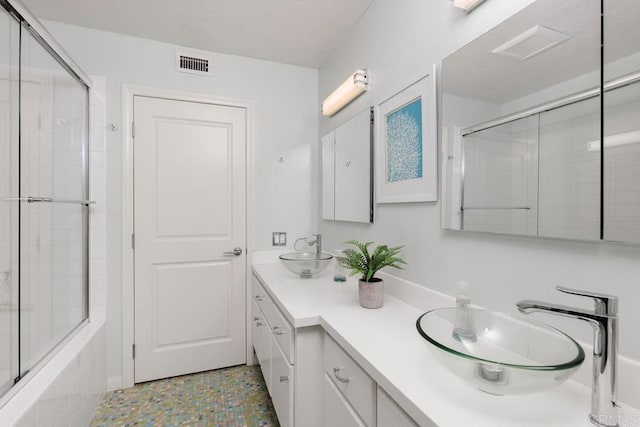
[0,0,91,401]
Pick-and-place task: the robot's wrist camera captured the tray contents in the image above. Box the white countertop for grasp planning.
[252,261,639,427]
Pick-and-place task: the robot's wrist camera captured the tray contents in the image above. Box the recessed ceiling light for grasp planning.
[492,25,571,60]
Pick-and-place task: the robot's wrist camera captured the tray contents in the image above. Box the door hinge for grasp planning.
[132,122,136,139]
[131,233,135,250]
[132,344,136,359]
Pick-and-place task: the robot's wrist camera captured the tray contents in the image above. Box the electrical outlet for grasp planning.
[272,232,286,246]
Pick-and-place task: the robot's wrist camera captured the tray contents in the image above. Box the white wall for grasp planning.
[319,0,640,371]
[39,21,319,384]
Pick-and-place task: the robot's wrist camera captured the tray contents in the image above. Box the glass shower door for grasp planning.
[0,1,90,402]
[0,7,20,395]
[19,22,89,374]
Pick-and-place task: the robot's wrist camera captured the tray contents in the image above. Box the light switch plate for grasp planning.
[272,232,286,246]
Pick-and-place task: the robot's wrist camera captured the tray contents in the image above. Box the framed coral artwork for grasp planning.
[376,67,437,203]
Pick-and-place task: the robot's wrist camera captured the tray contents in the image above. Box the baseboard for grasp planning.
[107,376,123,391]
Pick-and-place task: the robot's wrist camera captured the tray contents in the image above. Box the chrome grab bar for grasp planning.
[3,197,96,206]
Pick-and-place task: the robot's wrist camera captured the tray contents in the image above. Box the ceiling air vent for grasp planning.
[492,26,571,61]
[176,52,212,76]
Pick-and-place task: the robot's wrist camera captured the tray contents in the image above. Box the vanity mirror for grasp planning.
[322,107,374,223]
[603,0,640,244]
[441,0,604,241]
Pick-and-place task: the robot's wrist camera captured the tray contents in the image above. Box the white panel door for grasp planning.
[134,96,246,383]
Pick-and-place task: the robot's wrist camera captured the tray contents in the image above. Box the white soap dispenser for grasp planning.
[452,281,476,342]
[333,250,347,282]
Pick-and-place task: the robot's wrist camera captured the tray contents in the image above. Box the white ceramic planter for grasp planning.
[359,278,384,309]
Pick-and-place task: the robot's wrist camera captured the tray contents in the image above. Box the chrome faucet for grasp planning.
[293,234,322,255]
[516,286,619,427]
[309,234,322,255]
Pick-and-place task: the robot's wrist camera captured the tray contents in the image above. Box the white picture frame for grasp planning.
[376,67,437,203]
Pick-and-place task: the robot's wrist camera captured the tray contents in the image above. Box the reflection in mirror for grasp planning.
[538,97,600,240]
[441,0,601,241]
[603,1,640,244]
[461,116,538,236]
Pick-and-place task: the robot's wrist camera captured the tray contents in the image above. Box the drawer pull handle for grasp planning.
[280,376,289,382]
[255,296,265,302]
[256,321,265,327]
[253,316,260,321]
[273,326,285,335]
[333,367,352,383]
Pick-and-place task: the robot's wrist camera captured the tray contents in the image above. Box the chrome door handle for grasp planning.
[273,326,284,335]
[223,247,243,256]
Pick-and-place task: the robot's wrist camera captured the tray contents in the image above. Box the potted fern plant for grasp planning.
[336,240,407,309]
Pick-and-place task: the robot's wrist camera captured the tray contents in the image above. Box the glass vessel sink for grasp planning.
[279,252,333,278]
[416,308,585,395]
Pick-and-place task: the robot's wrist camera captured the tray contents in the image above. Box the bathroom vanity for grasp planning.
[251,267,419,427]
[250,258,640,427]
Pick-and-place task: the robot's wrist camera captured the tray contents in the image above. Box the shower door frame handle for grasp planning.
[3,197,96,206]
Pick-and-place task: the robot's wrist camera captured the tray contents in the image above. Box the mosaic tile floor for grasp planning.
[91,365,280,427]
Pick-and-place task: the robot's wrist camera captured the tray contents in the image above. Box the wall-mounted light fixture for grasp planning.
[322,69,368,117]
[452,0,486,13]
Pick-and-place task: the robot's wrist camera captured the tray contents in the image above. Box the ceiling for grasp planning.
[20,0,374,68]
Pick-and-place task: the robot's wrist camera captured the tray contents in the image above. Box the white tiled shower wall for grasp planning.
[462,116,538,236]
[0,77,107,427]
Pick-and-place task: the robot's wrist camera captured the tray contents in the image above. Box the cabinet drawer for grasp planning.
[252,275,272,321]
[323,374,366,427]
[270,300,294,364]
[324,334,376,426]
[270,333,294,427]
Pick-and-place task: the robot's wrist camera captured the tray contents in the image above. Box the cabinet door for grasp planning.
[252,301,271,390]
[323,375,367,427]
[377,387,420,427]
[334,108,373,223]
[322,131,335,220]
[270,333,294,427]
